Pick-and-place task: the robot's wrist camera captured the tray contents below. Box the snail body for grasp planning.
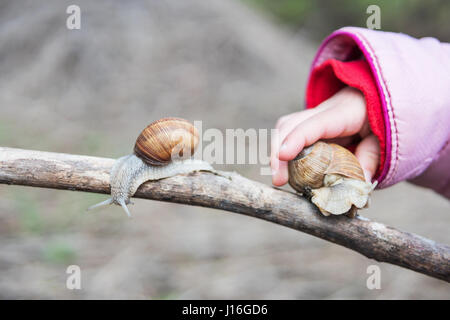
[88,118,213,217]
[288,141,376,217]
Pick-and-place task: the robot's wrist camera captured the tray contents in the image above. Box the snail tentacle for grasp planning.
[87,198,113,211]
[118,198,132,218]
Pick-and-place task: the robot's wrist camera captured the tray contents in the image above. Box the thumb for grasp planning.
[354,134,380,182]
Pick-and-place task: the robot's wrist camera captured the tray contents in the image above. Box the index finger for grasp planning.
[278,91,367,161]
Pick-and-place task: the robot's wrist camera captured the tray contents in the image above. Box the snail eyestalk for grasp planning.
[87,198,113,211]
[87,197,132,217]
[118,199,132,218]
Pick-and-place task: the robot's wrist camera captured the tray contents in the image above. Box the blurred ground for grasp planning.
[0,0,449,299]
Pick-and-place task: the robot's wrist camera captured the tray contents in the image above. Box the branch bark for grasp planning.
[0,147,449,282]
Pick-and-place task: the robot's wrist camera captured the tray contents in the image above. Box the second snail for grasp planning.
[288,141,377,217]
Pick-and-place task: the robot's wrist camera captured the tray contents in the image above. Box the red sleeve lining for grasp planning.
[305,59,386,179]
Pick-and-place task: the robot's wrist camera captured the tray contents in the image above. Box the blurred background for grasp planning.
[0,0,449,299]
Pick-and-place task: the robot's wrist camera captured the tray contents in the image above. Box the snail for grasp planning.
[288,141,377,217]
[88,117,214,217]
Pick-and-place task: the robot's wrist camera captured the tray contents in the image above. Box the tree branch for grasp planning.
[0,147,448,282]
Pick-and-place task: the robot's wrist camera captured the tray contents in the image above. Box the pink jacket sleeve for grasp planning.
[308,27,450,199]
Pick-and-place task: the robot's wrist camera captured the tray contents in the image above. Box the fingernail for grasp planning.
[280,143,287,151]
[271,169,277,176]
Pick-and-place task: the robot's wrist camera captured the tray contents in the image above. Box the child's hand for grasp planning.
[271,87,380,186]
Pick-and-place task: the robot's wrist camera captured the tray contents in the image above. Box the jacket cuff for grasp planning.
[306,58,386,181]
[306,27,393,188]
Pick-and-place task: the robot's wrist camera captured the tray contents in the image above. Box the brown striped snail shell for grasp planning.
[288,141,376,217]
[134,117,200,166]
